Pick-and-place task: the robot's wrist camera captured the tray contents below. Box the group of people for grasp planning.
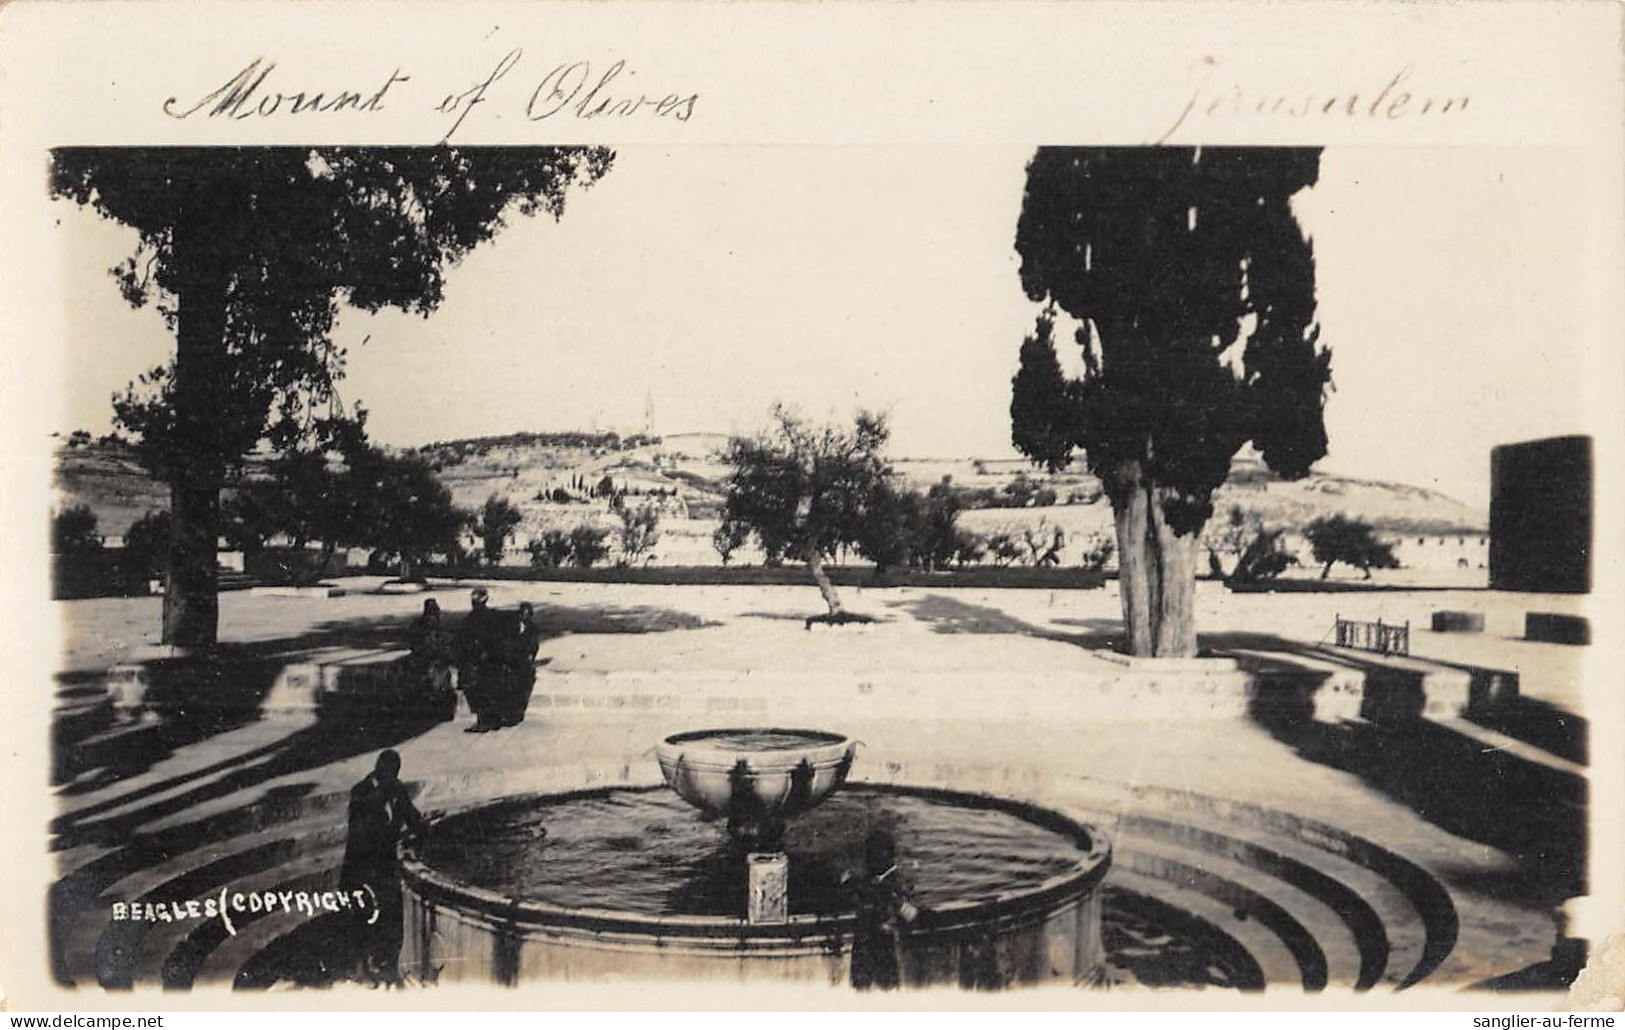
[406,588,542,733]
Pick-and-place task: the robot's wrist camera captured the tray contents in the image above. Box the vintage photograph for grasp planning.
[35,139,1605,999]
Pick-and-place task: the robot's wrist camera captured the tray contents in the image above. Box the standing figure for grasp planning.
[849,828,920,991]
[454,588,501,733]
[500,601,542,727]
[339,750,427,985]
[406,598,456,722]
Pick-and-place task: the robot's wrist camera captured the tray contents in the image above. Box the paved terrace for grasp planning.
[46,577,1599,996]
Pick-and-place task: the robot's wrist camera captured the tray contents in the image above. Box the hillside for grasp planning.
[52,435,1486,566]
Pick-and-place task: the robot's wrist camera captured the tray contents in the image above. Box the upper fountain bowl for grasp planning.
[655,728,856,821]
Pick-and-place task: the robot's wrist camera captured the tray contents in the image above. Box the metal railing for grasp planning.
[1333,615,1410,657]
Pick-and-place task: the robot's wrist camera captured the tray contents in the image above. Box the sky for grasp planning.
[57,145,1601,510]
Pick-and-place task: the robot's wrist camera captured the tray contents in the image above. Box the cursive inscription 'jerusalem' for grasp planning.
[163,59,410,120]
[1157,58,1470,144]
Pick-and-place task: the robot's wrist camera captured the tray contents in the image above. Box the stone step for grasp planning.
[68,835,304,988]
[54,718,169,787]
[70,822,347,987]
[1427,716,1587,780]
[525,664,1258,722]
[1310,645,1512,723]
[55,783,350,910]
[1105,868,1302,989]
[54,695,117,748]
[149,848,345,988]
[197,867,343,987]
[1110,809,1425,989]
[59,813,350,986]
[54,717,323,842]
[1111,835,1351,990]
[1042,778,1459,989]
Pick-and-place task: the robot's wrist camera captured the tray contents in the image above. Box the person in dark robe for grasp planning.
[454,588,503,733]
[499,601,542,727]
[849,827,920,991]
[406,599,456,722]
[338,749,427,985]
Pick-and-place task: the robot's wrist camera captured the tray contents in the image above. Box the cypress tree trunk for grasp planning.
[1148,485,1198,657]
[1112,463,1155,656]
[1111,461,1199,658]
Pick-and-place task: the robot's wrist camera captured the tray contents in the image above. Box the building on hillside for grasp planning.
[1277,529,1488,576]
[1390,533,1489,571]
[1490,435,1592,593]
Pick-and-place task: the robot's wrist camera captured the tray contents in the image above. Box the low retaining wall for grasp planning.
[424,564,1108,591]
[103,647,446,720]
[526,662,1258,722]
[90,644,1521,735]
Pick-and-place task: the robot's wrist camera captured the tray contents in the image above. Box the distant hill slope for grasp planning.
[52,435,1486,553]
[51,441,170,537]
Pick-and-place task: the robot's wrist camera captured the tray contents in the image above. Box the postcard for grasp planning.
[1,0,1621,1013]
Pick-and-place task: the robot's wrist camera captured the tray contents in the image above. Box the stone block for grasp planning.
[1525,612,1590,646]
[1431,611,1485,633]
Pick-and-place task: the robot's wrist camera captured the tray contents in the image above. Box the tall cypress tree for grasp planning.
[1011,147,1331,656]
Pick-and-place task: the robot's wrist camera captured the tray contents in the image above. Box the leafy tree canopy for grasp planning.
[720,406,891,564]
[1305,514,1400,579]
[474,494,524,565]
[51,146,615,475]
[719,406,893,612]
[1012,147,1331,533]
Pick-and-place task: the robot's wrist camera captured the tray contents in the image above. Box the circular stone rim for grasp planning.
[654,727,854,773]
[401,783,1112,942]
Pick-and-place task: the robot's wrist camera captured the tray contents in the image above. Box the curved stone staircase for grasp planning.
[51,749,1489,993]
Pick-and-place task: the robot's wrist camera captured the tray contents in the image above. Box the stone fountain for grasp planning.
[400,728,1111,986]
[655,728,854,922]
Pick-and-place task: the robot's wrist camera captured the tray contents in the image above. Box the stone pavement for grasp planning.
[47,577,1598,995]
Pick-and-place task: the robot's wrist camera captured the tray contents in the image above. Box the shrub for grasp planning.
[569,525,611,568]
[52,505,102,555]
[1075,533,1115,572]
[527,530,574,568]
[617,504,661,567]
[120,509,172,588]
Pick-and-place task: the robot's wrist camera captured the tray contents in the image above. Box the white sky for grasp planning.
[58,146,1600,510]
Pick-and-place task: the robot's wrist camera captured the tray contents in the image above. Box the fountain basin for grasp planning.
[654,728,855,822]
[401,784,1111,987]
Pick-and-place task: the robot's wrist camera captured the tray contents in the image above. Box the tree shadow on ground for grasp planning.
[54,601,718,793]
[872,598,1586,933]
[882,593,1122,651]
[50,701,442,852]
[1466,696,1587,766]
[234,601,719,662]
[1205,631,1586,914]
